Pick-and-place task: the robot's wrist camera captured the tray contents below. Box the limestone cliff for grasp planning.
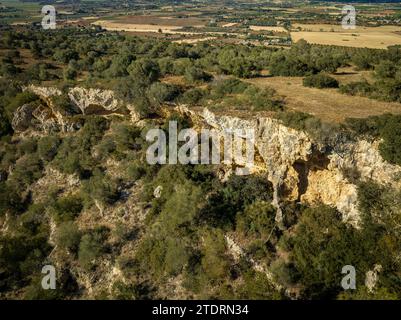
[19,85,401,227]
[196,108,401,227]
[68,87,120,114]
[17,85,129,133]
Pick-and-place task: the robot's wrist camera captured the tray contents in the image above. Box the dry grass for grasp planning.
[92,14,208,34]
[173,37,216,44]
[105,15,206,27]
[160,75,187,86]
[247,76,401,123]
[291,24,401,49]
[92,20,183,33]
[293,24,401,33]
[250,26,287,32]
[222,22,238,28]
[332,66,374,84]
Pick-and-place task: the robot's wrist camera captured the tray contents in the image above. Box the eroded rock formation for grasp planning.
[16,85,401,227]
[68,87,120,114]
[197,108,401,227]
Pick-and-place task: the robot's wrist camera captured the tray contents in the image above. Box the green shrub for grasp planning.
[38,136,60,162]
[200,230,230,281]
[289,205,368,299]
[146,82,180,106]
[111,122,142,152]
[81,170,119,207]
[79,116,110,149]
[9,153,43,189]
[51,94,81,116]
[199,174,273,229]
[0,182,25,216]
[5,91,40,117]
[172,58,192,76]
[375,60,398,79]
[237,269,282,299]
[136,236,190,278]
[339,81,372,96]
[236,200,276,240]
[213,78,250,96]
[378,115,401,165]
[95,136,116,160]
[159,181,202,231]
[243,86,283,111]
[17,137,38,156]
[0,109,12,137]
[16,203,49,239]
[184,66,212,84]
[78,227,109,270]
[0,233,51,290]
[303,73,339,89]
[49,194,83,224]
[352,53,374,70]
[127,161,147,181]
[128,58,160,86]
[180,88,206,105]
[56,221,82,253]
[24,275,65,300]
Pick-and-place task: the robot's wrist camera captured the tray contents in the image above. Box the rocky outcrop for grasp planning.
[11,104,36,132]
[17,85,401,227]
[11,102,77,133]
[68,87,120,114]
[197,108,401,227]
[225,235,281,290]
[18,85,125,132]
[25,85,62,99]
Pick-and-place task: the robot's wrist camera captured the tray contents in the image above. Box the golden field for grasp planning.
[291,24,401,49]
[248,75,401,123]
[249,26,288,32]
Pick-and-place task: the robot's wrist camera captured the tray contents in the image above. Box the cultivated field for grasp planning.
[173,37,217,44]
[109,15,207,27]
[91,14,210,34]
[91,19,238,37]
[249,26,288,32]
[291,24,401,49]
[92,20,184,33]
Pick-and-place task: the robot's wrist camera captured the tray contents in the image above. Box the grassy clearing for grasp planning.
[291,24,401,49]
[248,75,401,123]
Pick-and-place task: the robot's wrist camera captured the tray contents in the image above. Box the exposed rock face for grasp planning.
[19,85,124,132]
[126,104,141,122]
[17,85,401,227]
[11,104,36,132]
[11,102,75,133]
[25,85,62,98]
[68,87,120,114]
[225,235,281,290]
[197,108,401,227]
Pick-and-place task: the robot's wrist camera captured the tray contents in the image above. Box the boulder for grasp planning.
[11,103,36,132]
[68,87,120,114]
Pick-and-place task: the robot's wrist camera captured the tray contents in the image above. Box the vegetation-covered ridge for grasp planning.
[1,105,401,299]
[1,24,401,300]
